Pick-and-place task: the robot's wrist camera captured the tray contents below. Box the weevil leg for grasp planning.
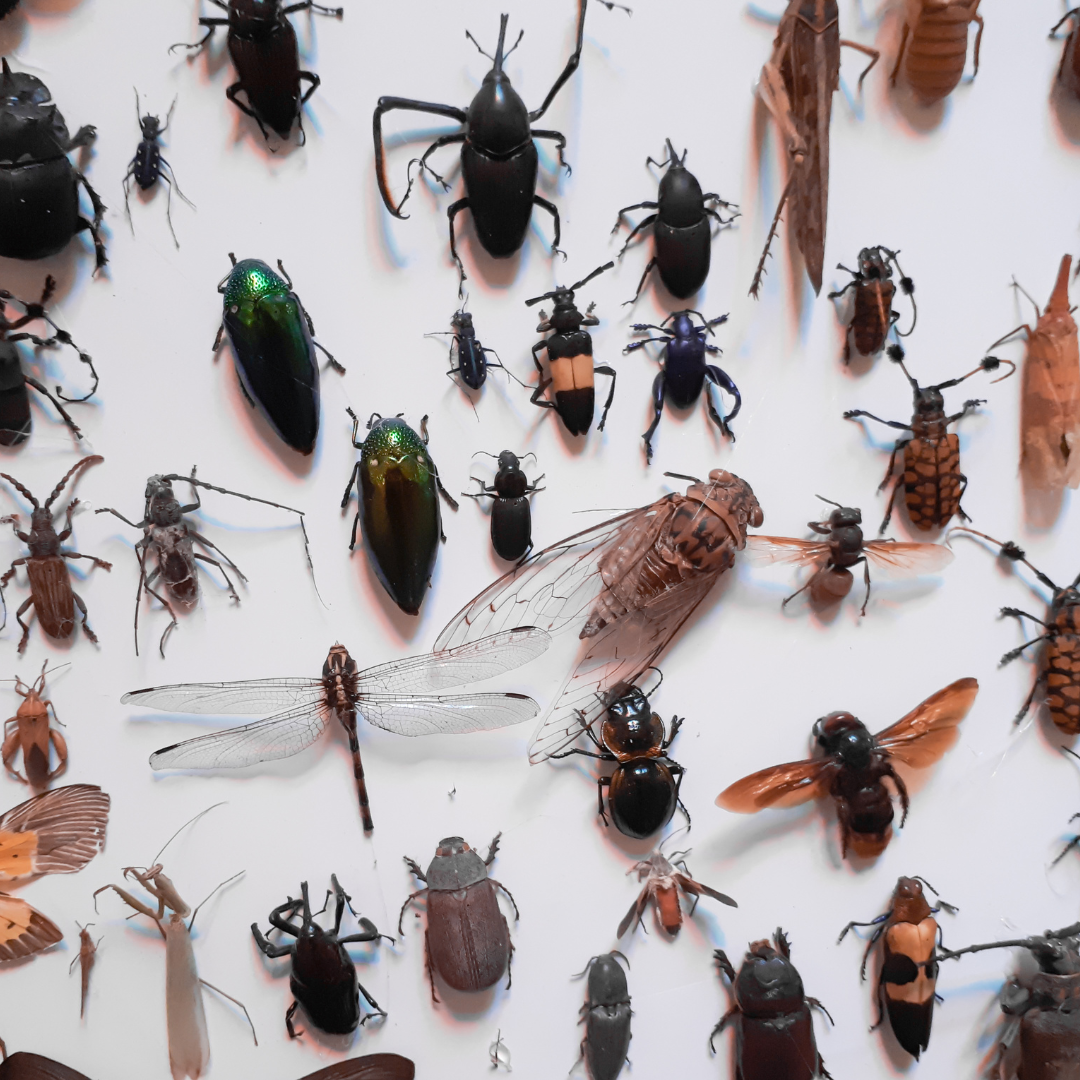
[285,999,302,1039]
[532,129,570,173]
[251,925,293,959]
[611,201,657,235]
[408,132,466,195]
[297,69,320,110]
[533,195,563,261]
[614,214,657,259]
[594,364,617,432]
[267,898,304,937]
[357,982,388,1024]
[622,254,658,307]
[642,371,666,463]
[446,197,471,292]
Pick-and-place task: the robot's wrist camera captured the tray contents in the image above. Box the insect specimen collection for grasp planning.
[1,1,1078,1078]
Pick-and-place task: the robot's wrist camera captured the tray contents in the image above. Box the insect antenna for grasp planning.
[947,527,1060,594]
[885,344,920,390]
[43,455,104,512]
[152,802,227,867]
[912,877,958,913]
[664,471,702,484]
[932,356,1016,390]
[188,869,244,932]
[0,471,39,509]
[815,495,844,508]
[641,666,664,698]
[887,249,917,338]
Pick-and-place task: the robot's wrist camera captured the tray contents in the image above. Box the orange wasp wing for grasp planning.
[863,540,954,578]
[874,678,979,769]
[716,757,833,812]
[743,535,831,568]
[0,892,62,961]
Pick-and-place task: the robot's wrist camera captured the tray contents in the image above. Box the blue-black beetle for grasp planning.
[463,450,544,563]
[428,304,521,392]
[576,952,632,1080]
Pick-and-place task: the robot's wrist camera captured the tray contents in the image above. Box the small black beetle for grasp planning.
[528,262,617,436]
[252,875,389,1038]
[576,952,632,1080]
[399,834,518,1002]
[463,450,544,563]
[0,60,106,270]
[613,140,738,304]
[428,304,521,392]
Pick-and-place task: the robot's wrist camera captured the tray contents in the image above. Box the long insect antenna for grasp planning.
[471,450,500,460]
[642,665,664,698]
[947,527,1060,594]
[889,249,917,338]
[0,471,39,509]
[664,471,702,484]
[569,260,615,294]
[188,869,244,933]
[43,455,104,512]
[815,494,844,508]
[885,344,920,390]
[152,802,226,866]
[932,356,1017,391]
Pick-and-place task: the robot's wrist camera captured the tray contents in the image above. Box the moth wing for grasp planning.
[0,784,110,881]
[0,892,62,961]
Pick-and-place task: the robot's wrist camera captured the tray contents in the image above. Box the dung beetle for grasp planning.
[528,262,617,436]
[252,875,390,1038]
[0,1037,93,1080]
[341,410,458,616]
[576,952,631,1080]
[172,0,343,142]
[828,245,916,363]
[462,450,544,563]
[0,60,106,271]
[550,675,688,839]
[612,140,738,304]
[373,1,628,286]
[214,253,344,455]
[624,311,741,463]
[711,930,833,1080]
[399,833,518,1001]
[427,304,522,392]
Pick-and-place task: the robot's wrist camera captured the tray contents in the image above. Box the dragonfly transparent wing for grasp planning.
[123,678,322,715]
[149,701,332,771]
[358,627,551,694]
[359,693,539,737]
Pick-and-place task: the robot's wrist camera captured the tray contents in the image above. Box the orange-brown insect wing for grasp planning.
[716,758,831,812]
[875,677,979,769]
[617,885,650,939]
[743,535,831,568]
[675,875,738,908]
[0,893,62,961]
[0,784,110,881]
[863,540,954,577]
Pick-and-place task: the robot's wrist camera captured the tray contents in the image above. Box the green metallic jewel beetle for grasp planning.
[342,409,458,615]
[213,253,343,455]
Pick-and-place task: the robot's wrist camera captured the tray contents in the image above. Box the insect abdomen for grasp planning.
[904,2,976,103]
[851,280,894,357]
[26,557,75,639]
[903,435,961,529]
[1046,614,1080,734]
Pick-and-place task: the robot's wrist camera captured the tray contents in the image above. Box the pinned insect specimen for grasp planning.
[3,662,66,788]
[717,678,978,858]
[1052,8,1080,97]
[838,876,956,1059]
[0,1038,93,1080]
[428,304,520,392]
[435,469,763,764]
[745,497,953,615]
[0,455,111,652]
[96,469,310,656]
[463,451,544,563]
[297,1058,415,1080]
[70,921,101,1019]
[575,952,631,1080]
[0,784,109,962]
[617,849,736,938]
[750,2,879,297]
[252,875,390,1038]
[844,350,1013,533]
[125,628,549,833]
[891,0,983,105]
[828,246,916,362]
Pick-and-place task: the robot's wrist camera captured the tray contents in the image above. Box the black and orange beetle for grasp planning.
[828,245,915,363]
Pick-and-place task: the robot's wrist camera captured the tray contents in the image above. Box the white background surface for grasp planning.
[0,0,1079,1077]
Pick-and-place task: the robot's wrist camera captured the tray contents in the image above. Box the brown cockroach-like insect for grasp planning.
[891,1,984,105]
[828,246,916,362]
[2,662,66,788]
[0,455,111,652]
[1051,9,1080,98]
[69,920,101,1019]
[617,849,736,939]
[844,348,1014,533]
[750,1,879,298]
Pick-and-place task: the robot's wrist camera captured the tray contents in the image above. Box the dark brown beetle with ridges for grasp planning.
[891,1,984,105]
[2,662,66,789]
[844,347,1013,533]
[0,456,110,652]
[828,246,916,362]
[399,834,518,1001]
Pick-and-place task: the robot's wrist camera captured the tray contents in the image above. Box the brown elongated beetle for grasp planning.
[0,1038,94,1080]
[2,662,66,788]
[837,876,956,1060]
[828,246,916,362]
[710,930,833,1080]
[891,0,984,105]
[844,347,1014,533]
[617,849,736,938]
[0,455,110,652]
[399,834,518,1001]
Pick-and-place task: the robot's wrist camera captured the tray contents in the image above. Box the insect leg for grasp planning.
[285,1000,303,1039]
[224,82,271,142]
[889,22,910,84]
[71,591,98,645]
[532,129,570,173]
[407,132,466,197]
[834,797,853,860]
[596,775,611,824]
[859,556,871,617]
[74,173,107,273]
[613,213,658,259]
[884,763,910,827]
[838,39,880,88]
[621,255,658,307]
[749,172,794,299]
[198,980,258,1046]
[489,879,520,921]
[670,763,691,829]
[594,364,617,432]
[642,371,666,463]
[708,1007,739,1053]
[1,726,23,783]
[47,727,69,781]
[168,16,228,53]
[971,12,984,77]
[14,595,33,653]
[123,166,136,236]
[946,400,984,426]
[533,195,563,261]
[705,365,741,435]
[424,929,440,1004]
[1013,674,1043,727]
[781,574,815,610]
[356,981,388,1024]
[446,197,471,292]
[23,377,83,441]
[611,200,658,235]
[250,926,293,959]
[664,715,684,748]
[156,170,179,249]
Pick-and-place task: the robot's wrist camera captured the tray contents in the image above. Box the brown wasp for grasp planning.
[717,678,978,858]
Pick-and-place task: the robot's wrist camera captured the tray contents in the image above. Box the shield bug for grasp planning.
[252,875,390,1038]
[462,451,544,563]
[214,254,344,455]
[617,848,736,938]
[70,921,101,1020]
[828,246,916,363]
[341,410,459,616]
[844,347,1014,533]
[298,1058,415,1080]
[172,0,342,142]
[711,931,832,1080]
[718,677,978,858]
[1052,9,1080,97]
[0,455,111,653]
[399,834,518,1001]
[549,675,688,840]
[575,952,631,1080]
[373,1,628,286]
[0,1039,93,1080]
[2,661,66,789]
[612,140,738,304]
[0,61,106,271]
[527,262,618,437]
[891,0,984,105]
[624,310,741,462]
[837,876,956,1059]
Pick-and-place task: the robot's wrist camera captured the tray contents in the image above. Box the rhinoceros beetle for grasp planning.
[0,61,106,271]
[576,952,632,1080]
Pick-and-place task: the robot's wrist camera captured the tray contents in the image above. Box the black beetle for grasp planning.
[711,930,833,1080]
[528,262,617,436]
[550,675,688,839]
[427,304,521,392]
[612,140,738,304]
[399,834,518,1002]
[172,0,342,142]
[214,253,344,455]
[0,276,97,447]
[0,60,106,271]
[0,1037,93,1080]
[123,92,194,249]
[576,952,632,1080]
[462,450,544,563]
[624,310,741,462]
[373,0,628,286]
[252,875,389,1038]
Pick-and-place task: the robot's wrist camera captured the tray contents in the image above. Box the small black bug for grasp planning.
[427,303,522,392]
[575,952,632,1080]
[462,450,544,563]
[123,91,194,249]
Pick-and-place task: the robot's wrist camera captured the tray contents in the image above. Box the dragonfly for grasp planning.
[123,627,550,832]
